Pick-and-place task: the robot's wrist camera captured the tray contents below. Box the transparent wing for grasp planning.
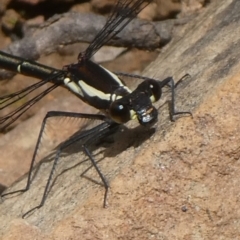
[82,0,152,60]
[0,73,63,131]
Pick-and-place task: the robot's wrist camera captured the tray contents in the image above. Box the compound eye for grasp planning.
[148,80,161,102]
[109,101,130,124]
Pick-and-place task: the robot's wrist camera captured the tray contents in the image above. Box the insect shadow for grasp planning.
[37,122,156,195]
[3,119,156,211]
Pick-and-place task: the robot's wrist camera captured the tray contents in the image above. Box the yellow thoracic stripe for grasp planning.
[64,77,84,97]
[78,80,112,101]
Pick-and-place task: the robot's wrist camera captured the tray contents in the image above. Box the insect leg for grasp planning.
[82,122,119,208]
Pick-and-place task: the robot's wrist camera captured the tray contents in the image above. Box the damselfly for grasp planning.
[0,0,191,218]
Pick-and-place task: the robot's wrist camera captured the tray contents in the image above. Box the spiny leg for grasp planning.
[1,111,108,216]
[165,75,192,121]
[82,122,119,208]
[21,115,117,218]
[1,111,64,198]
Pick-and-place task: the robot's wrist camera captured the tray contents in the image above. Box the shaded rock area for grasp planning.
[1,0,240,239]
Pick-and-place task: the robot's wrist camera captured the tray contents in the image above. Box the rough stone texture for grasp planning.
[1,0,240,239]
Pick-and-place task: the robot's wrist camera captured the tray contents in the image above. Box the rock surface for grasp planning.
[1,0,240,239]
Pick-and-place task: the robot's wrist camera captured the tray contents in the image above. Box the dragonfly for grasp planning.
[0,0,191,218]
